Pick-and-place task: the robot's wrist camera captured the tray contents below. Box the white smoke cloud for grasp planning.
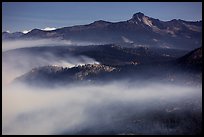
[2,49,99,85]
[2,39,72,51]
[2,39,102,51]
[2,81,202,135]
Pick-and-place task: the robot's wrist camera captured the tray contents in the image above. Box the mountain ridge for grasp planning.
[11,44,202,87]
[2,12,202,50]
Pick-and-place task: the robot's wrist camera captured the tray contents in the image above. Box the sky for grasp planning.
[2,2,202,33]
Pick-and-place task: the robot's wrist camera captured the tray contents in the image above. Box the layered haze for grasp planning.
[2,39,102,85]
[2,78,202,135]
[2,41,202,135]
[2,39,103,51]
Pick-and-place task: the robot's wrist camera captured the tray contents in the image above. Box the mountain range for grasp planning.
[2,12,202,50]
[2,12,202,87]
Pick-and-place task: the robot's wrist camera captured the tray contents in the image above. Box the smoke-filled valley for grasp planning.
[2,10,202,135]
[2,81,202,135]
[2,39,202,135]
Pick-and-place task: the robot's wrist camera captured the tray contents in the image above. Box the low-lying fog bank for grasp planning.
[2,81,202,135]
[2,39,104,51]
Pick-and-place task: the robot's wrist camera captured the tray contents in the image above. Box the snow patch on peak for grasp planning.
[22,30,31,34]
[142,16,153,27]
[137,15,142,22]
[42,27,56,31]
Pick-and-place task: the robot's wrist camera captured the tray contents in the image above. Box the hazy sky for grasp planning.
[2,2,202,32]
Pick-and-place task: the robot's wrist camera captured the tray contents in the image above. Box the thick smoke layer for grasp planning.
[2,39,102,51]
[2,45,99,85]
[2,40,202,135]
[2,81,202,135]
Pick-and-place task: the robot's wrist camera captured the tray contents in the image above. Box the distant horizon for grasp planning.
[3,14,202,34]
[2,2,202,33]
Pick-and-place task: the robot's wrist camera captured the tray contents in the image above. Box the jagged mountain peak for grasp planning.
[132,12,145,19]
[128,12,155,27]
[131,12,148,22]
